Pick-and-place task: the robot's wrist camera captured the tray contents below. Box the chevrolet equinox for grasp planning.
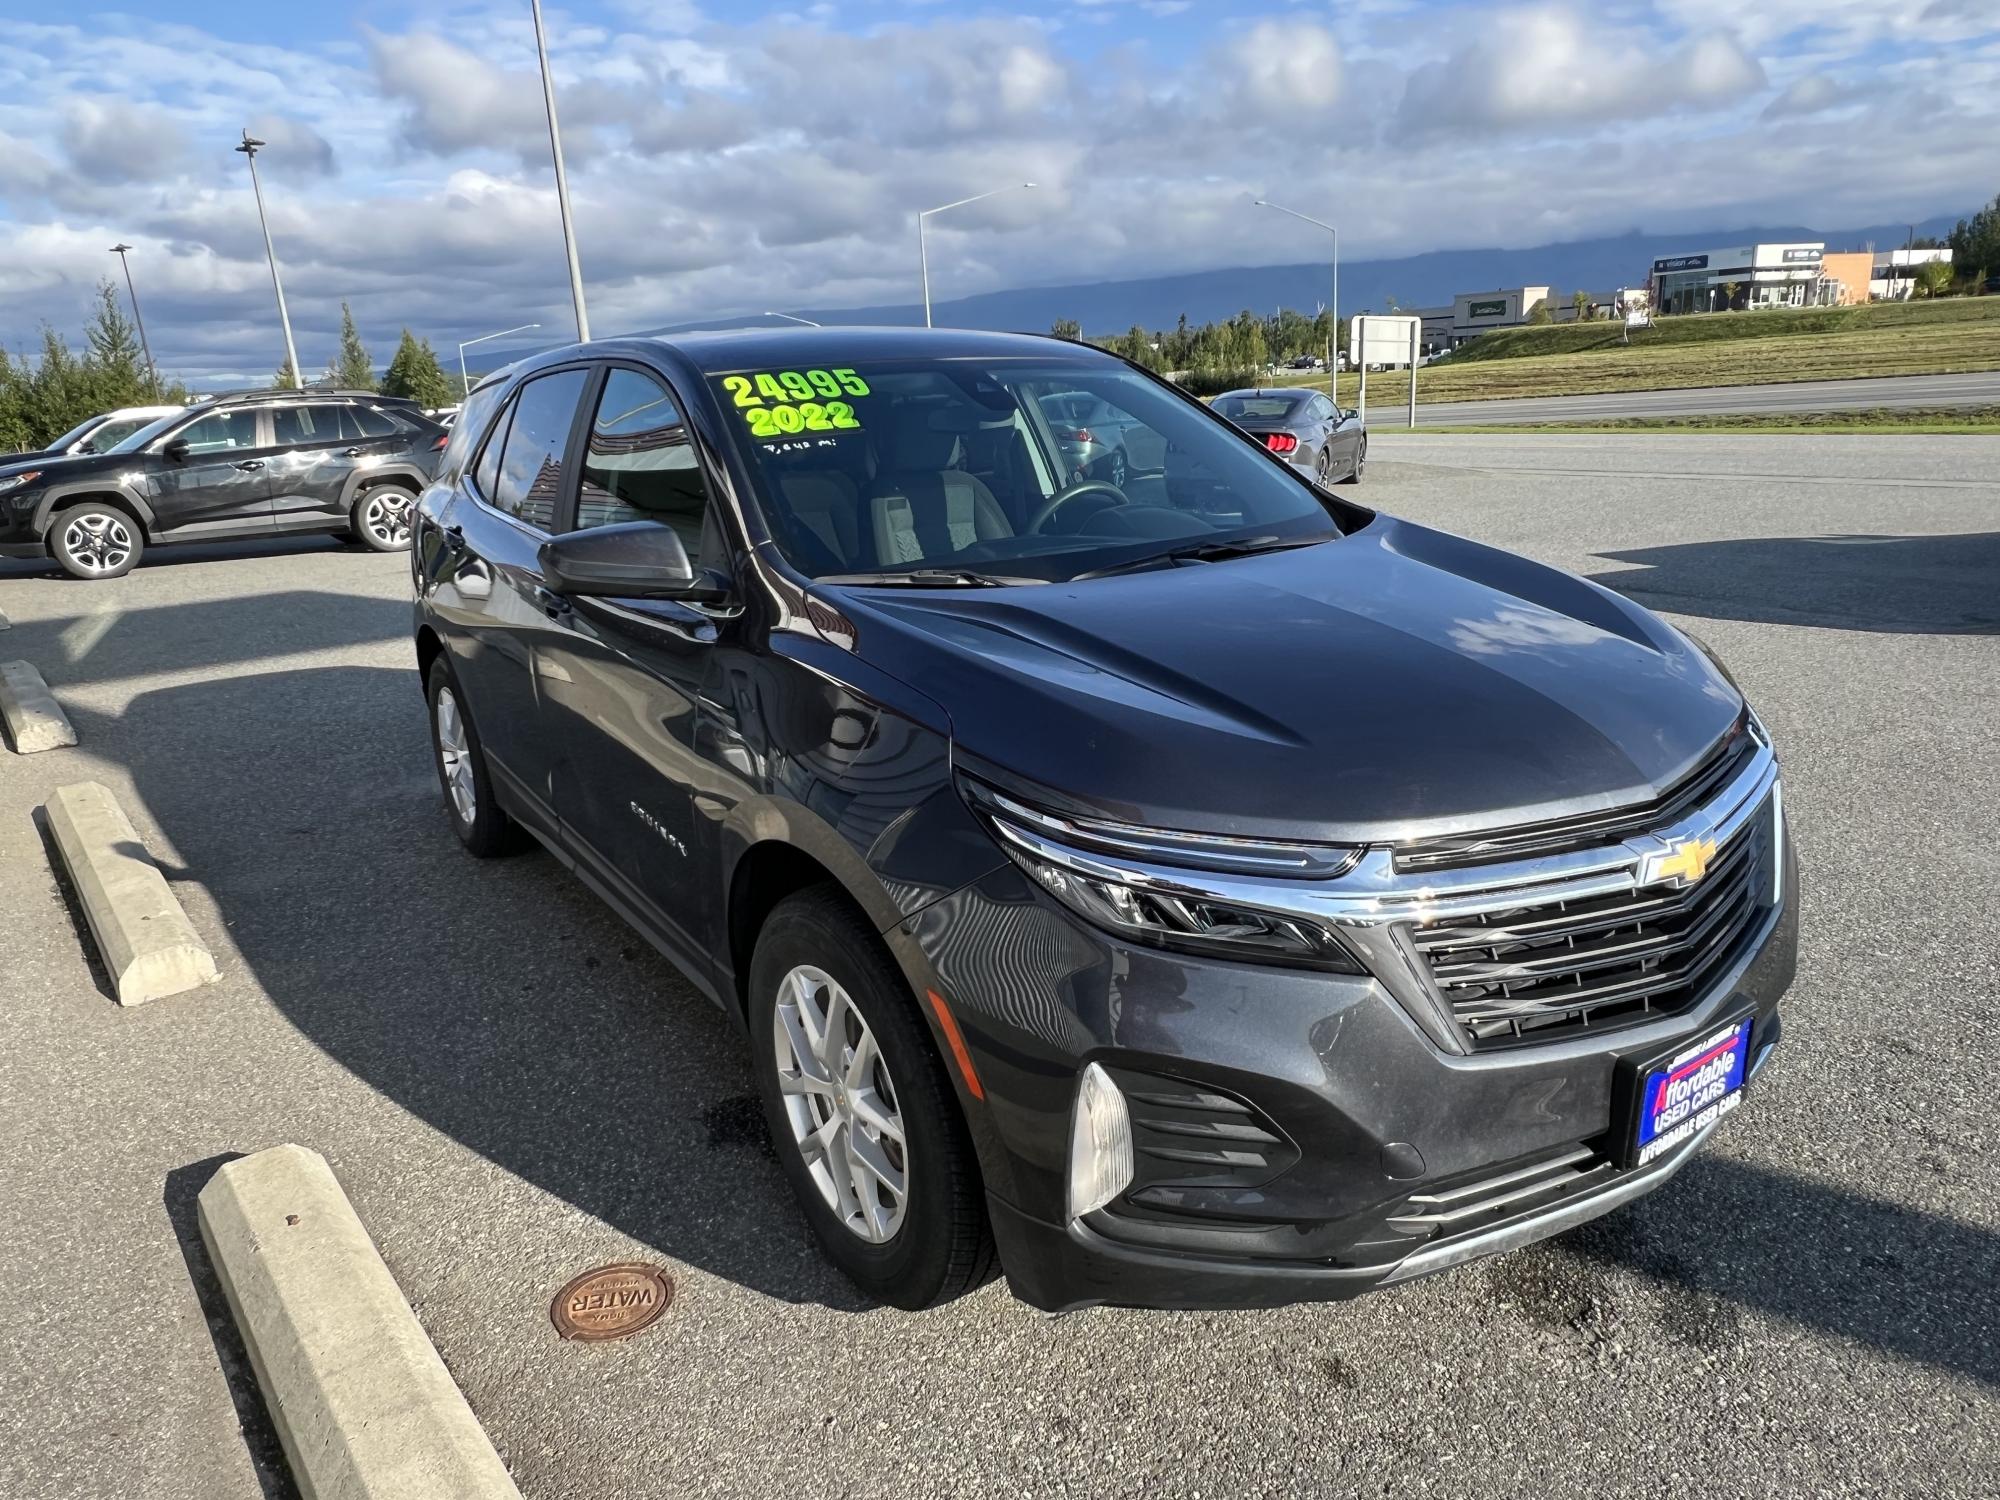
[410,328,1795,1312]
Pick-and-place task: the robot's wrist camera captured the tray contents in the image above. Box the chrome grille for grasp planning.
[1412,798,1772,1046]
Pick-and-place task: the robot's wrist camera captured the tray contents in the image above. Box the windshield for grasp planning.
[710,359,1341,584]
[108,410,191,453]
[44,415,105,452]
[1212,394,1302,422]
[81,415,161,451]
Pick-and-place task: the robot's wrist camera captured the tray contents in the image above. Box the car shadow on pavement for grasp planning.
[162,1157,299,1500]
[0,589,407,690]
[1515,1154,2000,1389]
[1590,531,2000,635]
[89,664,868,1311]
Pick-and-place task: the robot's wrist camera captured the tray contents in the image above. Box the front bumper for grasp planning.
[895,826,1797,1313]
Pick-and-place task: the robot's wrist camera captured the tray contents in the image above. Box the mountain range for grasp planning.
[640,214,1964,340]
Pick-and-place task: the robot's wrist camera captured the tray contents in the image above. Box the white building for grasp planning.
[1871,247,1954,301]
[1648,242,1825,314]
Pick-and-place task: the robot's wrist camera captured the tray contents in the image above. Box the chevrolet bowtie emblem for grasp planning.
[1651,835,1719,887]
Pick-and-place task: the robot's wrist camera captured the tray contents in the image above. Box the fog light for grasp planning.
[1067,1062,1134,1221]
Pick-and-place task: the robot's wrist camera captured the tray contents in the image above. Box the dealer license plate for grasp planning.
[1633,1016,1753,1166]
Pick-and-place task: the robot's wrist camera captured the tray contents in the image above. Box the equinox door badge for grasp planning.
[630,801,687,857]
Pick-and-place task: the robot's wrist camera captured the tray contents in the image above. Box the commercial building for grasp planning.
[1871,247,1953,300]
[1818,251,1872,306]
[1647,242,1827,314]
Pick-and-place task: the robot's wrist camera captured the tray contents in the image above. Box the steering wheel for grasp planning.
[1027,479,1129,535]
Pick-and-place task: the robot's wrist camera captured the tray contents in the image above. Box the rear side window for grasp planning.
[489,369,587,531]
[440,383,506,482]
[271,404,343,446]
[347,406,401,439]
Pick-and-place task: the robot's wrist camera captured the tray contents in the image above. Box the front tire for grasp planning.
[50,504,143,580]
[750,886,993,1309]
[352,485,417,552]
[426,658,520,857]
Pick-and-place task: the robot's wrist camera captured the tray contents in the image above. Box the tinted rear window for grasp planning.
[1212,395,1301,421]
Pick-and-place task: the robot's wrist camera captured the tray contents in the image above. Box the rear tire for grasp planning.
[352,485,417,552]
[50,503,143,580]
[749,886,993,1309]
[426,658,521,857]
[1340,437,1367,483]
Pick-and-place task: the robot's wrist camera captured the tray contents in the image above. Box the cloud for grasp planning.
[1396,6,1766,140]
[60,98,188,184]
[1761,74,1869,119]
[1223,22,1342,121]
[243,115,338,179]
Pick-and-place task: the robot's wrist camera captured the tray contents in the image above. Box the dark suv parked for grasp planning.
[0,389,444,579]
[412,328,1795,1313]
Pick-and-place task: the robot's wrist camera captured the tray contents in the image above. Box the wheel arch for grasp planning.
[725,837,881,1018]
[340,464,430,510]
[33,483,156,540]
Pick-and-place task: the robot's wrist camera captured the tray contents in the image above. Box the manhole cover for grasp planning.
[550,1262,675,1342]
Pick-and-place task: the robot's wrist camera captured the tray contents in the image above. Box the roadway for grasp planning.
[1397,368,2000,426]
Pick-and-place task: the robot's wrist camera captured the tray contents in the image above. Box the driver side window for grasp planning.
[575,367,724,568]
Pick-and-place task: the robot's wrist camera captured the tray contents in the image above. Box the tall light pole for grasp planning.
[457,323,541,397]
[236,130,301,388]
[919,183,1036,328]
[1255,199,1338,379]
[107,243,159,396]
[761,310,821,327]
[531,0,589,341]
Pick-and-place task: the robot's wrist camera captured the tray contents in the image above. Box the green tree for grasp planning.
[380,329,457,407]
[273,357,301,389]
[1719,281,1742,310]
[1915,259,1954,298]
[1050,317,1081,341]
[80,280,152,409]
[0,349,31,453]
[1948,196,2000,278]
[1572,290,1593,321]
[326,302,375,389]
[1526,298,1553,325]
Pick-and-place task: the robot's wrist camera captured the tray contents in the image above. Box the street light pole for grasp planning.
[107,243,159,396]
[531,0,590,341]
[457,323,542,397]
[918,183,1037,328]
[1255,199,1338,381]
[236,131,301,389]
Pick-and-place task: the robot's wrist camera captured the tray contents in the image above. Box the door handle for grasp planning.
[341,447,363,457]
[234,459,265,471]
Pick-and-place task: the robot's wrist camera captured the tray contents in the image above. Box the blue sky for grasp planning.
[1,0,1995,382]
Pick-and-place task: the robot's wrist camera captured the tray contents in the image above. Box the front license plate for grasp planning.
[1633,1016,1753,1166]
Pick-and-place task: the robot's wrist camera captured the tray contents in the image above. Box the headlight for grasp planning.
[0,470,43,494]
[963,779,1366,973]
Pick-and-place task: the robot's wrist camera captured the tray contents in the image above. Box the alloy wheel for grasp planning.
[771,964,909,1244]
[361,489,413,548]
[434,686,476,823]
[62,513,134,575]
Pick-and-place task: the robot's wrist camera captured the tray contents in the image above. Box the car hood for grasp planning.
[829,514,1742,843]
[0,450,117,481]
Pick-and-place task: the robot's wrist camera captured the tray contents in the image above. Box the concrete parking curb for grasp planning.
[197,1145,524,1500]
[44,781,218,1005]
[0,603,10,628]
[1,659,76,752]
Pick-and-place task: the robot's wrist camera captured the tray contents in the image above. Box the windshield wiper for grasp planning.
[1074,534,1326,580]
[817,568,1045,588]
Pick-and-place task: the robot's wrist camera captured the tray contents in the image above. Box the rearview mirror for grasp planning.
[539,520,698,599]
[162,436,191,461]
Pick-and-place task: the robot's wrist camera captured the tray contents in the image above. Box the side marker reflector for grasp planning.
[926,990,985,1100]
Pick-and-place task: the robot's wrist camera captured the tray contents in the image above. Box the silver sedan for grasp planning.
[1212,388,1365,484]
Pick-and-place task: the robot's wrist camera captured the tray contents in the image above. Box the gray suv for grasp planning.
[0,389,445,580]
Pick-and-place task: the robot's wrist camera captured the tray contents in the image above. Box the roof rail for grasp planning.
[196,387,421,407]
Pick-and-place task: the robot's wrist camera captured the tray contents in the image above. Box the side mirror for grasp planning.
[539,520,699,599]
[162,437,191,461]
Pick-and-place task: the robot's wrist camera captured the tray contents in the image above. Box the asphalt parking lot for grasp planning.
[2,432,1995,1499]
